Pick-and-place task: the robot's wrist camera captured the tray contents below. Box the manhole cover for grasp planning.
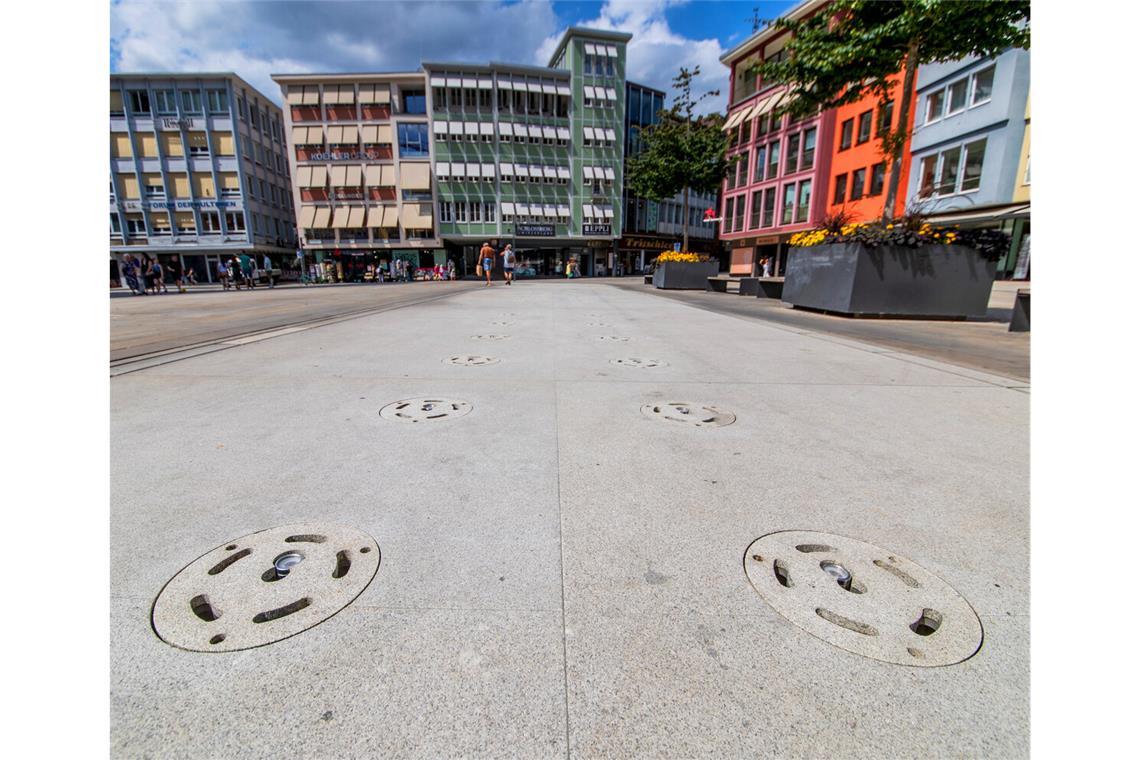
[379,397,472,422]
[611,358,667,369]
[151,523,380,652]
[641,402,735,427]
[743,530,983,666]
[471,334,510,341]
[597,336,630,342]
[444,355,500,366]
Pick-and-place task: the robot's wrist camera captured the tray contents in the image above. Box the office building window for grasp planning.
[736,155,748,187]
[762,188,776,227]
[126,216,147,236]
[937,146,962,195]
[402,89,426,114]
[740,118,751,145]
[781,184,795,225]
[110,213,122,234]
[153,89,177,114]
[947,79,968,115]
[397,123,429,157]
[439,201,453,223]
[972,65,996,105]
[733,194,745,230]
[207,89,227,113]
[753,145,766,183]
[785,133,800,174]
[128,90,150,114]
[833,173,847,204]
[724,197,735,233]
[839,119,853,150]
[767,140,779,179]
[749,190,762,229]
[247,174,256,198]
[856,110,872,144]
[181,90,203,114]
[200,211,221,233]
[800,128,816,171]
[877,100,894,136]
[960,139,986,192]
[850,168,866,200]
[869,162,886,196]
[795,180,811,223]
[924,90,944,124]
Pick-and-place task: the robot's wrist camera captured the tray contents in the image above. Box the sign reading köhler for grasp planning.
[310,150,381,161]
[120,200,239,211]
[583,224,612,235]
[515,223,555,237]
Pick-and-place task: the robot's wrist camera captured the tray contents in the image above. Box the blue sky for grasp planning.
[110,0,797,114]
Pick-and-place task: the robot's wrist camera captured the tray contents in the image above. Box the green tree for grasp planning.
[754,0,1030,220]
[626,66,731,252]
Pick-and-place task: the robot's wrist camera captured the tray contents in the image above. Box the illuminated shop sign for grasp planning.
[515,223,555,236]
[120,200,239,211]
[309,150,381,161]
[583,224,612,235]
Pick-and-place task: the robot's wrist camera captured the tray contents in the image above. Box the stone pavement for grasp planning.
[110,280,1028,758]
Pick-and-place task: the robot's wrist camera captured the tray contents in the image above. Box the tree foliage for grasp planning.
[752,0,1030,218]
[626,66,730,249]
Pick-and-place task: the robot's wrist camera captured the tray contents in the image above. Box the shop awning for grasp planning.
[480,122,494,135]
[583,166,596,180]
[382,206,399,227]
[312,207,331,228]
[604,88,617,101]
[584,86,597,99]
[329,165,348,186]
[332,206,350,228]
[461,122,477,136]
[477,77,493,90]
[433,121,449,135]
[400,202,433,229]
[722,108,747,131]
[543,166,557,179]
[435,162,450,179]
[467,162,482,178]
[543,126,557,140]
[380,164,396,186]
[558,204,570,217]
[429,76,446,87]
[296,166,312,186]
[527,82,542,93]
[557,127,570,140]
[366,205,387,227]
[927,203,1031,224]
[364,165,382,185]
[557,166,570,179]
[373,124,392,144]
[301,86,319,105]
[448,121,464,135]
[500,162,515,176]
[344,165,362,185]
[556,83,570,96]
[528,165,543,178]
[604,128,617,141]
[542,83,556,94]
[603,167,615,181]
[326,125,343,143]
[286,86,305,105]
[299,206,317,227]
[498,122,513,137]
[462,76,477,88]
[583,127,596,141]
[528,125,543,139]
[543,204,558,218]
[585,43,598,55]
[482,163,496,178]
[513,123,529,137]
[605,44,618,57]
[502,202,515,215]
[400,162,431,189]
[347,206,365,227]
[451,162,466,178]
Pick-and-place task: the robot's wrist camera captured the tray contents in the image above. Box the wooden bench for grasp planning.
[1008,289,1030,332]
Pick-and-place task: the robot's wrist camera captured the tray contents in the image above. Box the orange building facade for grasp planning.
[826,75,917,222]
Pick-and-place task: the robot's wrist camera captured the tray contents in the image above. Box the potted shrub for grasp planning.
[782,217,1008,318]
[651,251,720,290]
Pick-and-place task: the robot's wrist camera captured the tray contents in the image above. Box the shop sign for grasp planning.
[515,223,555,237]
[619,236,672,250]
[333,188,364,200]
[583,224,612,235]
[732,235,780,248]
[586,240,610,249]
[121,199,238,211]
[159,117,203,130]
[309,150,381,161]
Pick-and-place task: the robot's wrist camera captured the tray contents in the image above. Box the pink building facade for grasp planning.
[718,0,833,276]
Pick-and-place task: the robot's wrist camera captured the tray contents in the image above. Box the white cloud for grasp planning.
[110,0,729,113]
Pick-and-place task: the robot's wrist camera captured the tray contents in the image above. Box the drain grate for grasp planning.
[471,334,510,341]
[597,336,630,342]
[151,523,380,652]
[379,397,472,422]
[743,530,983,666]
[641,402,735,427]
[611,358,668,369]
[445,355,500,367]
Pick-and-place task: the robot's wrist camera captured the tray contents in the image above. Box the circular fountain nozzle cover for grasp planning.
[379,397,472,423]
[641,402,735,428]
[151,523,380,652]
[743,530,983,666]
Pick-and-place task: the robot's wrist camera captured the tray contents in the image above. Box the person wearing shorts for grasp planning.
[500,243,516,286]
[479,242,494,287]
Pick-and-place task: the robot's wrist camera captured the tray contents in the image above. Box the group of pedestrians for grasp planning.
[385,258,456,282]
[217,252,275,291]
[120,254,197,295]
[478,242,518,286]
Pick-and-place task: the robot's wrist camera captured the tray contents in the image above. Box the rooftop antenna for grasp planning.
[750,7,761,33]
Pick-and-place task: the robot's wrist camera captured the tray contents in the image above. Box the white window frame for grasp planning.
[917,137,986,199]
[126,217,147,237]
[945,78,969,117]
[970,65,997,108]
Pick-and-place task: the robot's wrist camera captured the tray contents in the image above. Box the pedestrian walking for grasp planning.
[263,253,275,288]
[151,259,167,294]
[447,259,456,280]
[239,251,254,289]
[229,256,243,290]
[500,244,516,286]
[479,241,494,286]
[761,256,772,278]
[217,259,231,290]
[122,255,144,295]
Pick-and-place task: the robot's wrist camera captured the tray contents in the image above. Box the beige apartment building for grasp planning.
[272,72,437,280]
[110,73,297,286]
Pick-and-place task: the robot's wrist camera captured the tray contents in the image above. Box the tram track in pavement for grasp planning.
[110,286,477,377]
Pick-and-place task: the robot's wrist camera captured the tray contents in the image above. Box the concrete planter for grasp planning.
[783,243,997,318]
[652,261,720,290]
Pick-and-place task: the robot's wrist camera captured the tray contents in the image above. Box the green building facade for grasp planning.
[425,27,630,276]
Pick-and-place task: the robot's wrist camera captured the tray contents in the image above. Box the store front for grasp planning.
[728,234,785,277]
[448,238,609,278]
